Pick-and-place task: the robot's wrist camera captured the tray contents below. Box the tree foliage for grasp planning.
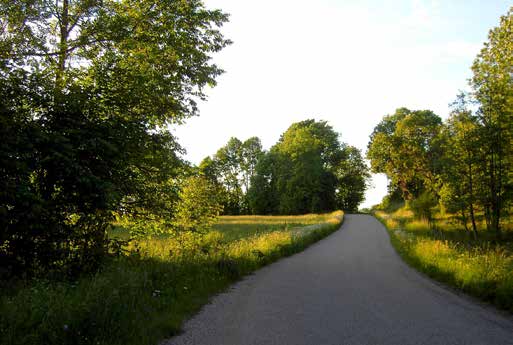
[367,108,443,201]
[469,8,513,238]
[173,175,223,234]
[200,137,263,215]
[438,95,484,238]
[0,0,230,277]
[249,120,369,214]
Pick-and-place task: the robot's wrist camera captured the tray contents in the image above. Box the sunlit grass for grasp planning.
[110,213,338,243]
[375,207,513,312]
[404,219,430,232]
[212,213,342,242]
[1,211,343,345]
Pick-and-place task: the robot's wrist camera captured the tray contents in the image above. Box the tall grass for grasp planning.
[375,209,513,312]
[0,211,343,345]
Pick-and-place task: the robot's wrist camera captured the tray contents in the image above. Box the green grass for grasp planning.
[374,208,513,313]
[212,214,334,242]
[0,211,343,345]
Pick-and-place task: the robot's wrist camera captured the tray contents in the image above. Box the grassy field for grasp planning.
[1,211,343,345]
[374,208,513,312]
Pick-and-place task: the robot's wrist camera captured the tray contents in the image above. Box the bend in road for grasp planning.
[164,214,513,345]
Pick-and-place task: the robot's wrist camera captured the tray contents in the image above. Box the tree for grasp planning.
[239,137,263,212]
[439,94,484,239]
[173,175,223,234]
[200,136,264,215]
[1,0,231,120]
[208,137,243,214]
[0,0,230,276]
[247,152,279,215]
[249,119,369,214]
[367,108,443,201]
[470,8,513,239]
[335,145,370,212]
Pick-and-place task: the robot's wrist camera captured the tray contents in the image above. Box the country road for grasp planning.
[164,214,513,345]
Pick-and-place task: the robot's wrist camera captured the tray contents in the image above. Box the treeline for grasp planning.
[368,8,513,240]
[199,120,370,215]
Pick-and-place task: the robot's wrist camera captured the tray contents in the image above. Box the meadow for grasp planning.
[374,208,513,312]
[0,211,343,345]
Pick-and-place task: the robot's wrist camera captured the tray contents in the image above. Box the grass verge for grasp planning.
[0,211,343,345]
[374,209,513,313]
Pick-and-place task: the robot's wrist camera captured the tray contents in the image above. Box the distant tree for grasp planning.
[367,108,411,199]
[274,123,327,214]
[239,137,264,212]
[249,120,369,214]
[200,136,264,215]
[211,137,243,214]
[247,152,279,214]
[367,108,443,201]
[335,145,370,212]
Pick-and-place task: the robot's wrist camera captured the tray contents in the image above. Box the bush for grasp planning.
[0,103,182,278]
[409,191,438,221]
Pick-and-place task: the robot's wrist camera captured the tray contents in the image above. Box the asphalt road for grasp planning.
[164,214,513,345]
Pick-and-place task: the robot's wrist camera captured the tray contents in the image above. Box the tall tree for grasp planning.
[240,137,263,193]
[0,0,230,275]
[239,137,263,213]
[1,0,231,120]
[247,151,279,215]
[439,95,484,239]
[367,108,443,201]
[470,8,513,238]
[335,145,370,212]
[249,120,369,215]
[212,137,244,214]
[200,136,264,215]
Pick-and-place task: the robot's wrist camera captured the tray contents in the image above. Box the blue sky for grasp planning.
[173,0,512,208]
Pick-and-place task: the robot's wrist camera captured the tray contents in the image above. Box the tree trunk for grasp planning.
[55,0,69,98]
[467,159,478,240]
[490,135,502,241]
[460,208,472,248]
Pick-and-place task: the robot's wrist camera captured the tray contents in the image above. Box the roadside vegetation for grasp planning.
[375,207,513,312]
[368,8,513,313]
[1,211,343,345]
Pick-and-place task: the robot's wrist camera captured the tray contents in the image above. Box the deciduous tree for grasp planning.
[470,8,513,238]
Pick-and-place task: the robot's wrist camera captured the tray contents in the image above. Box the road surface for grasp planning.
[164,214,513,345]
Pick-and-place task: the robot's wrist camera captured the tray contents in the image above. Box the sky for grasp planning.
[172,0,512,209]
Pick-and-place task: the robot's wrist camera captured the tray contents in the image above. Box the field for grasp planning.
[375,208,513,312]
[0,211,343,345]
